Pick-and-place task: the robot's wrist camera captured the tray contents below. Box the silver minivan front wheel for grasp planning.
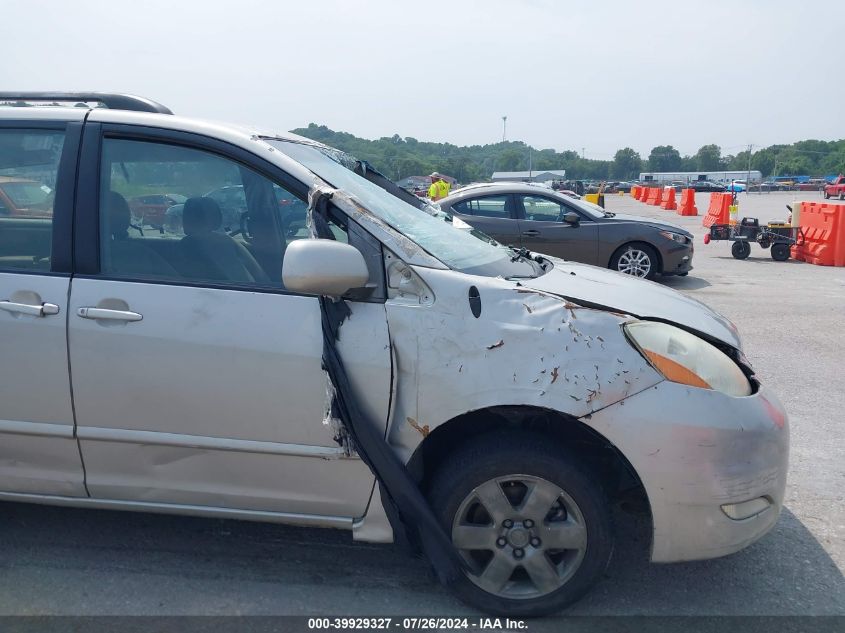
[610,243,658,280]
[453,475,587,599]
[428,432,614,617]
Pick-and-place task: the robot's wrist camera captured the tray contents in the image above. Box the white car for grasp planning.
[0,92,788,616]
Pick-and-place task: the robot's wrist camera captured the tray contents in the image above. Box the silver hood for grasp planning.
[520,259,742,349]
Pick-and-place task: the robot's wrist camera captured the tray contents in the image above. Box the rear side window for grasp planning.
[0,129,65,271]
[98,138,315,288]
[453,195,511,219]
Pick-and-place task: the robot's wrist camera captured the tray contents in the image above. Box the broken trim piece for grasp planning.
[317,295,464,584]
[307,184,465,585]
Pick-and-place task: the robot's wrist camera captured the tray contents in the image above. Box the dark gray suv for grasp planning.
[439,182,694,280]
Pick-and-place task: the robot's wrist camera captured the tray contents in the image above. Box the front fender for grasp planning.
[384,267,664,461]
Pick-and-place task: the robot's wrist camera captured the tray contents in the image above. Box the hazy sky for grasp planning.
[3,0,843,159]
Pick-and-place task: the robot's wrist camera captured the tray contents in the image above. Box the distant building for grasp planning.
[491,170,567,183]
[638,170,762,184]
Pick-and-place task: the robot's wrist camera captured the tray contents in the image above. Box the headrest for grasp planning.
[183,197,223,235]
[107,191,131,238]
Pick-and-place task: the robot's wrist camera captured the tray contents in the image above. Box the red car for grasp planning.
[823,175,845,200]
[0,176,55,218]
[128,193,187,228]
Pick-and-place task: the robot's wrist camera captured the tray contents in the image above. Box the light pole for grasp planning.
[746,143,753,194]
[502,116,507,143]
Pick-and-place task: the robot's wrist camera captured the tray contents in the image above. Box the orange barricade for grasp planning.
[677,189,698,216]
[701,192,731,228]
[646,187,662,206]
[660,187,677,210]
[630,185,639,200]
[791,202,845,266]
[639,186,648,201]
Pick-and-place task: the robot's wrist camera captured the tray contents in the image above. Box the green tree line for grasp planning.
[293,124,845,183]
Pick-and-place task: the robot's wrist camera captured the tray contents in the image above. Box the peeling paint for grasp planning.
[383,265,664,464]
[406,417,430,438]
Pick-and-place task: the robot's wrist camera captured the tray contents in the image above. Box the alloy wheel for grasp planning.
[616,248,652,277]
[452,474,588,600]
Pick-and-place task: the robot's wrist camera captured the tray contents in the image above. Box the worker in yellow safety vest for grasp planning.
[427,172,450,201]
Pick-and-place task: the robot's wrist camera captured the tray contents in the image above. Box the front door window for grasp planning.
[520,195,565,222]
[100,138,310,288]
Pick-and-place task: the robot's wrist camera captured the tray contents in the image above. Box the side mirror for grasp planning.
[563,211,580,225]
[282,239,369,297]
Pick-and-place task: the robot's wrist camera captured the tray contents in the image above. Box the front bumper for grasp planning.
[661,241,694,275]
[583,381,788,562]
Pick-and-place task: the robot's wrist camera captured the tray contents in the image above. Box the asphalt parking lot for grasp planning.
[0,191,843,618]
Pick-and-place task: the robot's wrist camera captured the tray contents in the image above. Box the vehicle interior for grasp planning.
[0,131,62,271]
[98,138,330,288]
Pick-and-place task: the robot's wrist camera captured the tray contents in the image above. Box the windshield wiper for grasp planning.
[603,211,616,217]
[508,247,547,276]
[510,246,532,263]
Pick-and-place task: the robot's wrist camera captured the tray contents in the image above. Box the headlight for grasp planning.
[659,230,688,244]
[624,321,751,397]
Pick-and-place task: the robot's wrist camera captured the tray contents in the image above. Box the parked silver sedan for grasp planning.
[438,182,694,280]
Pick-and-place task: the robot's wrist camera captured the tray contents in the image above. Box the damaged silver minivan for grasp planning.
[0,93,788,616]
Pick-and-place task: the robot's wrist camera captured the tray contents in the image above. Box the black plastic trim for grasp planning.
[50,122,83,273]
[74,122,102,275]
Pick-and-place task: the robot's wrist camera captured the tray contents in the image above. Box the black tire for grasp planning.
[731,241,751,259]
[840,192,844,201]
[771,242,790,261]
[609,242,659,280]
[427,432,614,617]
[824,191,830,199]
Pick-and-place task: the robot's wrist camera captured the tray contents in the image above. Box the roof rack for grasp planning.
[0,92,173,115]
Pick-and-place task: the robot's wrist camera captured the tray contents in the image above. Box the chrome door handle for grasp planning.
[521,230,540,236]
[77,307,143,322]
[0,300,60,317]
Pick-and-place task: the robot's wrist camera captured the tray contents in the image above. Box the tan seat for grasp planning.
[178,197,269,284]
